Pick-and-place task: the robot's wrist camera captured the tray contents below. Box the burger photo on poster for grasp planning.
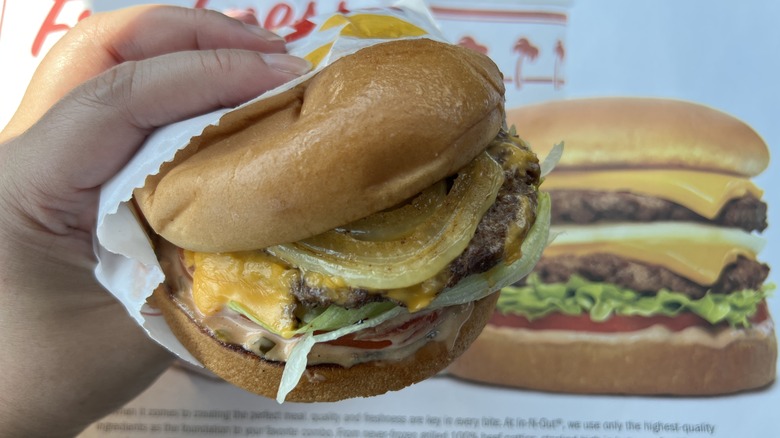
[448,97,777,396]
[132,38,554,403]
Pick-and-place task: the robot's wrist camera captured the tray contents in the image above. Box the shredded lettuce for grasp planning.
[498,274,774,327]
[540,142,564,178]
[229,298,408,402]
[277,306,407,403]
[294,301,398,334]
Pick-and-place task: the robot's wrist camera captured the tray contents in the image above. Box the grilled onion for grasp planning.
[268,152,505,290]
[334,181,447,241]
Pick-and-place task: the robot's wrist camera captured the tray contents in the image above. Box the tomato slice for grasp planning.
[490,301,770,333]
[325,335,393,350]
[325,309,442,350]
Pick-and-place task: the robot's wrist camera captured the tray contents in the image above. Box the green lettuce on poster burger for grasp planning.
[497,274,773,331]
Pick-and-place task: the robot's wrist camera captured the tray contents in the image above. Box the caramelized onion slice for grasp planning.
[268,152,505,290]
[335,181,447,241]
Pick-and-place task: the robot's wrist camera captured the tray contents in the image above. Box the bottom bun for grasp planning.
[152,287,498,402]
[447,321,777,395]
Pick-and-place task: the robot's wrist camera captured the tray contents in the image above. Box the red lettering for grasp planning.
[193,0,210,8]
[300,1,317,21]
[283,1,318,43]
[32,0,91,57]
[264,3,294,30]
[283,19,316,43]
[338,1,350,14]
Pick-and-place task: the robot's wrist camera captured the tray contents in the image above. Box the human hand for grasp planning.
[0,6,309,437]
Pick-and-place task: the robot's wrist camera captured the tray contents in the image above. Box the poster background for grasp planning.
[81,1,780,437]
[0,0,777,436]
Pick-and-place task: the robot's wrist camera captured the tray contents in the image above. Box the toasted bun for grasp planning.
[134,39,505,253]
[448,322,777,395]
[152,287,499,402]
[507,97,769,176]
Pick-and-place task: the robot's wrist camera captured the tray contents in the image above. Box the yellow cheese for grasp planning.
[386,272,449,313]
[547,223,764,286]
[543,169,763,219]
[186,250,299,337]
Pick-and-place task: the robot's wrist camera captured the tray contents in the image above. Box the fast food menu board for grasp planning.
[0,0,777,436]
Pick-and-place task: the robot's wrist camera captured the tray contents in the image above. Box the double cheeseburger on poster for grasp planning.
[450,97,777,395]
[95,4,553,403]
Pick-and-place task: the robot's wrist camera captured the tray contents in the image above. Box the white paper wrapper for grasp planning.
[94,0,447,366]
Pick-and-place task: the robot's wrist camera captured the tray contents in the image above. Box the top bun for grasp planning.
[135,39,505,253]
[506,97,769,176]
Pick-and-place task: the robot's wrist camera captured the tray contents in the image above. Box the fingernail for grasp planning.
[225,9,260,25]
[261,53,312,75]
[243,23,285,42]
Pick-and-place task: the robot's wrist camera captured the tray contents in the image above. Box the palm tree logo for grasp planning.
[513,37,539,89]
[554,40,565,89]
[457,36,489,55]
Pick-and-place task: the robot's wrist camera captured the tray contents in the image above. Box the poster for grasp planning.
[0,1,777,437]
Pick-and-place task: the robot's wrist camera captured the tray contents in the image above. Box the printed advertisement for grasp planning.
[0,1,777,437]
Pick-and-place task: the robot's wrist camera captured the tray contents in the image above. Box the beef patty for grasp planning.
[529,253,769,298]
[549,190,767,232]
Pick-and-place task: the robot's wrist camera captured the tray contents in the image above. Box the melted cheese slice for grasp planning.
[543,169,763,219]
[185,250,299,336]
[547,223,765,286]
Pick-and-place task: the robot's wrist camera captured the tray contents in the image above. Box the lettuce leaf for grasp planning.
[497,273,774,327]
[294,301,398,334]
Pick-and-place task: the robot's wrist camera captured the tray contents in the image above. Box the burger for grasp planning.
[133,39,550,402]
[448,97,777,395]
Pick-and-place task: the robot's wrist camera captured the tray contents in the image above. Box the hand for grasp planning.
[0,6,310,437]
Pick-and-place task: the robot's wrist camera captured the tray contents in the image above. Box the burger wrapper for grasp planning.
[93,0,447,365]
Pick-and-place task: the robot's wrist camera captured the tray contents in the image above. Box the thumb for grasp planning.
[11,49,310,192]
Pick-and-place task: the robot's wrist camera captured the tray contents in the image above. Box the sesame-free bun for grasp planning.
[152,286,499,402]
[507,98,769,176]
[134,38,505,253]
[448,322,778,395]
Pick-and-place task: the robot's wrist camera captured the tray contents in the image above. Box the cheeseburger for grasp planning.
[449,97,777,395]
[133,39,549,402]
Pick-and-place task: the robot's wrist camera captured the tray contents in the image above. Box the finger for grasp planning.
[2,5,286,140]
[224,8,261,26]
[11,48,310,211]
[83,6,286,64]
